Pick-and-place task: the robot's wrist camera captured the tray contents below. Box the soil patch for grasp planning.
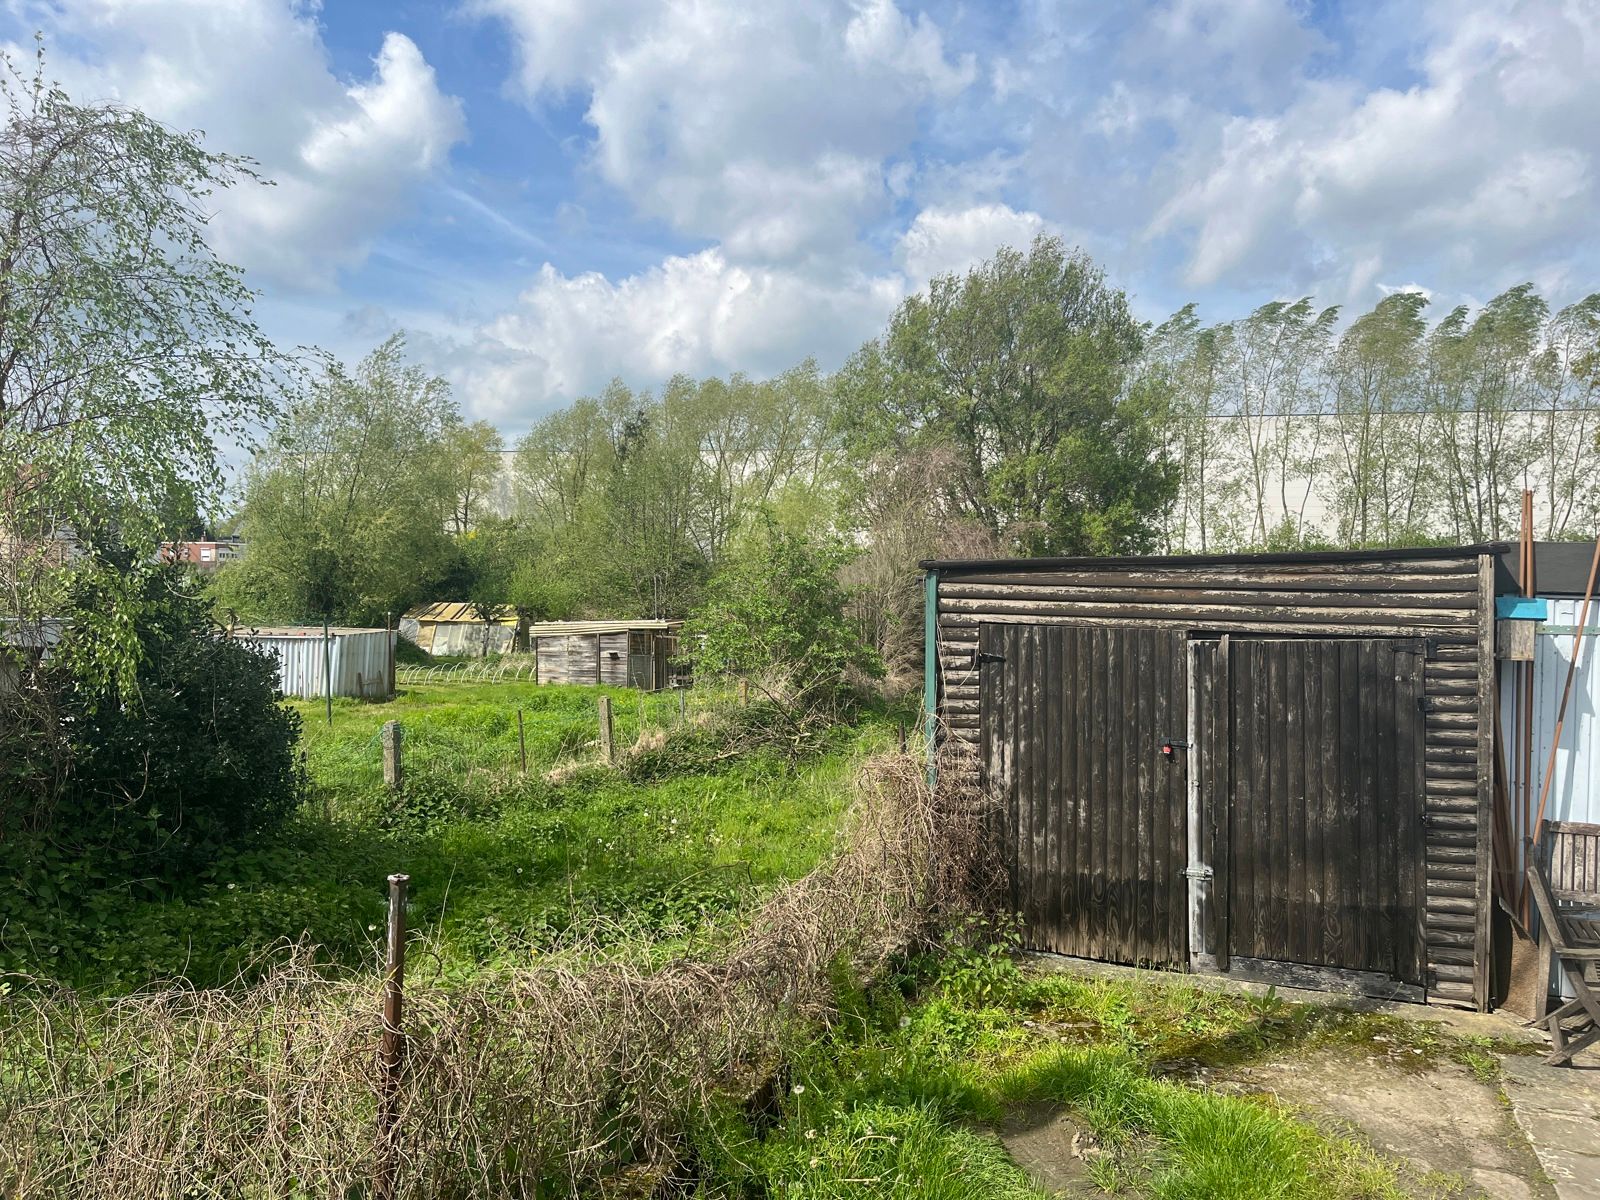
[994,1104,1099,1196]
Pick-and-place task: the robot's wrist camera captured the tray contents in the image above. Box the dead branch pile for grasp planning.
[0,750,992,1198]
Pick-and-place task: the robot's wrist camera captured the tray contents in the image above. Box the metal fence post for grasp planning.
[376,872,409,1200]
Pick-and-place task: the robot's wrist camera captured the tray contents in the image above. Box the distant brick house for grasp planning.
[158,538,244,571]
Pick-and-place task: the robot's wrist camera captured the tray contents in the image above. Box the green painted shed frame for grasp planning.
[923,545,1503,1010]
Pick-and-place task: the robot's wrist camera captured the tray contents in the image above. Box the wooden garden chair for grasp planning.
[1526,848,1600,1066]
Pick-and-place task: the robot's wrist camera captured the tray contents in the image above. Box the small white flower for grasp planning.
[226,882,236,890]
[792,1084,805,1095]
[805,1128,817,1140]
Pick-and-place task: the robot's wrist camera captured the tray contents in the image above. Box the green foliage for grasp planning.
[0,46,285,698]
[836,235,1178,557]
[695,955,1431,1200]
[0,564,304,978]
[688,520,883,722]
[216,335,463,625]
[512,365,838,619]
[3,680,891,990]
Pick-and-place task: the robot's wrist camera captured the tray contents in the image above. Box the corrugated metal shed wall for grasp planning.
[236,629,394,699]
[1499,598,1600,828]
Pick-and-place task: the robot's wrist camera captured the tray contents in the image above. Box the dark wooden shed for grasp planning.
[923,546,1500,1010]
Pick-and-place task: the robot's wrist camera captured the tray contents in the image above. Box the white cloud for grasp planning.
[1147,0,1600,292]
[435,250,905,424]
[897,203,1052,286]
[10,1,465,288]
[474,0,974,264]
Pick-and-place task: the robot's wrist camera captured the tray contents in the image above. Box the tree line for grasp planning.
[1151,287,1600,552]
[219,238,1600,672]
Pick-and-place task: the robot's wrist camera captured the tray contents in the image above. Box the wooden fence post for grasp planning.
[598,696,614,764]
[738,678,749,706]
[382,721,403,790]
[376,872,409,1200]
[677,687,686,726]
[517,708,527,776]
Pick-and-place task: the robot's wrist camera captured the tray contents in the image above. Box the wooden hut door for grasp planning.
[978,623,1190,968]
[1212,638,1427,989]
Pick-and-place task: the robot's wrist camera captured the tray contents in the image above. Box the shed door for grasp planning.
[1220,638,1426,986]
[978,623,1189,967]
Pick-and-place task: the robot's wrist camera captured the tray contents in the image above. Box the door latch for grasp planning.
[975,651,1006,666]
[1181,865,1214,881]
[1161,738,1191,757]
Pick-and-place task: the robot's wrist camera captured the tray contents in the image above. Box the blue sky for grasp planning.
[5,0,1599,436]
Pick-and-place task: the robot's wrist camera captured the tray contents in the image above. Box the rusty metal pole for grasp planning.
[376,872,409,1200]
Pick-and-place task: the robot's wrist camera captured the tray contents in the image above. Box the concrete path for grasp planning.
[1500,1056,1600,1200]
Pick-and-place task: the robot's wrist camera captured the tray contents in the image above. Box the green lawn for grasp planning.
[9,681,898,990]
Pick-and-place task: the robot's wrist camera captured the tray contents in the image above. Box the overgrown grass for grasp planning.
[692,943,1516,1199]
[4,682,902,990]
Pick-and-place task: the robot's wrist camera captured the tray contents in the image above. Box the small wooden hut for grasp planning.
[528,620,682,689]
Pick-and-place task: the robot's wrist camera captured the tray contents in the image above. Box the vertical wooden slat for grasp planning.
[1474,553,1495,1010]
[1398,643,1426,986]
[1138,629,1157,963]
[1373,641,1397,977]
[1088,630,1100,960]
[1358,641,1381,972]
[1261,642,1283,959]
[1059,628,1079,957]
[1075,627,1093,960]
[1300,645,1323,967]
[1320,642,1342,968]
[1169,632,1189,964]
[1234,641,1256,958]
[1285,642,1307,964]
[1113,630,1126,960]
[1337,641,1362,969]
[1023,626,1042,938]
[1215,636,1232,972]
[1043,630,1056,947]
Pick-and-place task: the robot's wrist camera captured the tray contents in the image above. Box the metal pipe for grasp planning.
[923,569,939,793]
[376,872,409,1200]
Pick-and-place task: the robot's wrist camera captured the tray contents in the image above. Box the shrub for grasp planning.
[6,565,304,888]
[687,519,883,747]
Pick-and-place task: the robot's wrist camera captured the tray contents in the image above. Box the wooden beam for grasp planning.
[1473,553,1496,1011]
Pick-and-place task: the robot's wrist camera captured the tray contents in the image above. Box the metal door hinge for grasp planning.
[975,651,1006,666]
[1181,865,1214,880]
[1418,695,1437,712]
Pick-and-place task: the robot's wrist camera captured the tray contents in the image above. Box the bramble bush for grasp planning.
[1,563,305,977]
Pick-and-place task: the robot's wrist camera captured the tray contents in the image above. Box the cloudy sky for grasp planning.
[6,0,1598,434]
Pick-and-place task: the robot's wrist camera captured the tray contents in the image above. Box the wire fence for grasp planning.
[395,657,541,685]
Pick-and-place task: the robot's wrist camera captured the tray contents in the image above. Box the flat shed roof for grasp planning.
[527,619,681,636]
[922,543,1509,573]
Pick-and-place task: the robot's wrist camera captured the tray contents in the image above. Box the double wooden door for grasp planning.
[978,625,1426,990]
